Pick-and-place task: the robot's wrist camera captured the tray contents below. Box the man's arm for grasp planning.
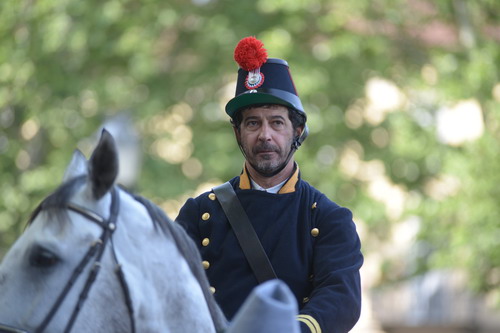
[298,205,363,333]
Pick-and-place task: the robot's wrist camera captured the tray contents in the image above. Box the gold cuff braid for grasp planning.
[297,314,322,333]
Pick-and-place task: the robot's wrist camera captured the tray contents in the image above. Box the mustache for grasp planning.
[252,143,280,154]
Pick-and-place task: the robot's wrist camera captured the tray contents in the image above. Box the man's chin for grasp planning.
[254,162,280,175]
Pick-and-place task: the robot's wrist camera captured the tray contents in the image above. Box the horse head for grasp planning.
[0,130,226,333]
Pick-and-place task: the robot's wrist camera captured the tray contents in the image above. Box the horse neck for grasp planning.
[110,190,218,332]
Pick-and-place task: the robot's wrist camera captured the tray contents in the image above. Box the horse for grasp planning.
[0,130,228,332]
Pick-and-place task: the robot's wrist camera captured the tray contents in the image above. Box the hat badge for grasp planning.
[245,70,265,89]
[234,36,268,90]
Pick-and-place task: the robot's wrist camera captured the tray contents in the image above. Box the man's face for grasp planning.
[236,105,299,176]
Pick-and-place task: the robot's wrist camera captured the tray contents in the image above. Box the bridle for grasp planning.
[0,187,136,333]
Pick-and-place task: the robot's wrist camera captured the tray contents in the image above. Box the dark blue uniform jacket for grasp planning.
[176,166,363,333]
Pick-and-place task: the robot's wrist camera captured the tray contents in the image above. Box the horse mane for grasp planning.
[127,191,227,332]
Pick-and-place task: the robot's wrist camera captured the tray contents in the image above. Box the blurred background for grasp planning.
[0,0,499,331]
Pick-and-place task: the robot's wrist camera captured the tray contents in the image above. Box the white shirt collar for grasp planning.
[250,178,287,194]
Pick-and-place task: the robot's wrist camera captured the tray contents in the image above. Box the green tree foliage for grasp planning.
[0,0,498,301]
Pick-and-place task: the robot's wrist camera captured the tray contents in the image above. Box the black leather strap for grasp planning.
[213,182,277,284]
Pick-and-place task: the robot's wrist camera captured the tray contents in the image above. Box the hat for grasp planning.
[225,37,306,121]
[227,279,300,333]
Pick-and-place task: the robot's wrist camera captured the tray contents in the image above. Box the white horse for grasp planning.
[0,130,227,333]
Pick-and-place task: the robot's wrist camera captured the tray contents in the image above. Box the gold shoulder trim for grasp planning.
[297,314,322,333]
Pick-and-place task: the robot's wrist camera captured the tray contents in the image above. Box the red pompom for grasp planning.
[234,36,268,71]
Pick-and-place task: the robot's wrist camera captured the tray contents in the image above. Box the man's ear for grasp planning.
[295,125,305,138]
[293,124,309,149]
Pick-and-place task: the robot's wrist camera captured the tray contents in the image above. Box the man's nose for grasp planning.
[257,123,272,141]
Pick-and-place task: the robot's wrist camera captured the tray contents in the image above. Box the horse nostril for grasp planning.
[0,273,6,285]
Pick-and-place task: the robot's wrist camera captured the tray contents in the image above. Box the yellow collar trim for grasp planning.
[238,164,300,194]
[239,166,252,189]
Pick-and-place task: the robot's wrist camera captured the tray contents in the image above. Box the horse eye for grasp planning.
[29,245,60,268]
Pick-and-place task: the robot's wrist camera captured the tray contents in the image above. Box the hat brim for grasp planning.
[225,89,304,119]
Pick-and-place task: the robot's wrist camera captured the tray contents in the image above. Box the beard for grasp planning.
[242,141,292,177]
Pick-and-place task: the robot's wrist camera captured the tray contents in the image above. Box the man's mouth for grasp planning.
[254,144,278,155]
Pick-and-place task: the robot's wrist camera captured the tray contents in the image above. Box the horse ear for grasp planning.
[63,149,88,182]
[88,129,119,200]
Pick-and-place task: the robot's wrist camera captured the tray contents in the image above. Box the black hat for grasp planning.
[225,37,306,122]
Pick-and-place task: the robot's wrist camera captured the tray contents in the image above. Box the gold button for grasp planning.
[202,212,210,221]
[302,297,310,303]
[311,228,320,237]
[209,286,216,294]
[202,238,210,246]
[208,193,216,200]
[202,260,210,269]
[312,202,317,210]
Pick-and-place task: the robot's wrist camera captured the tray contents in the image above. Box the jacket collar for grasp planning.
[238,163,300,194]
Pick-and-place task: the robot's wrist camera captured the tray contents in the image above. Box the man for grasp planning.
[176,36,363,333]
